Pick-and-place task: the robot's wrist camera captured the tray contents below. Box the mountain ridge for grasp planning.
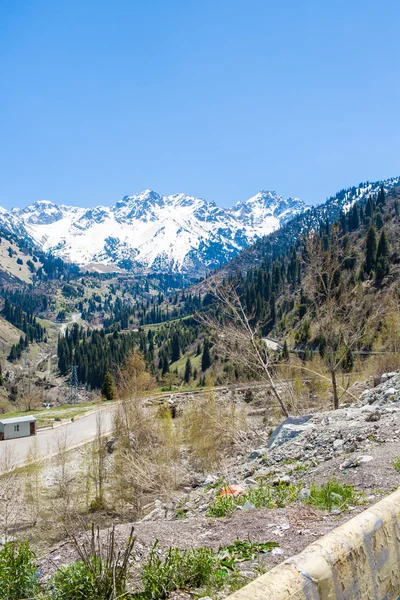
[0,189,307,275]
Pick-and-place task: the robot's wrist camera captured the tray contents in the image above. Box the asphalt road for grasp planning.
[0,405,115,473]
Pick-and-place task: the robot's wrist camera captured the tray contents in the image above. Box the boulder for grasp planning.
[268,415,314,449]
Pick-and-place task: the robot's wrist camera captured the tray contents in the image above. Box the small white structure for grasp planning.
[0,416,36,441]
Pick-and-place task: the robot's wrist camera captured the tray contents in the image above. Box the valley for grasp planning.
[0,176,399,598]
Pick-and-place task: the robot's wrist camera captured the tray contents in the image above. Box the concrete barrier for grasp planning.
[227,488,400,600]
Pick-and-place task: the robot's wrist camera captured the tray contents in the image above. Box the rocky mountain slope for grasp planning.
[0,190,306,275]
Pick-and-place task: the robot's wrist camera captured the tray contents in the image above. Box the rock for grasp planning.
[298,488,310,501]
[248,449,265,461]
[381,372,398,383]
[340,454,373,470]
[385,387,397,398]
[241,500,255,512]
[271,547,285,556]
[358,455,374,464]
[202,475,217,486]
[140,507,165,522]
[340,457,360,470]
[333,439,344,451]
[272,475,291,485]
[365,411,381,422]
[105,437,115,454]
[268,416,314,449]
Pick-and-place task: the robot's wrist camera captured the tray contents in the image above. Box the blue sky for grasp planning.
[1,0,399,210]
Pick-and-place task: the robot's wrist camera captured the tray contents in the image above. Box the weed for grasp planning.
[207,482,301,518]
[204,476,226,492]
[207,494,238,518]
[393,457,400,472]
[174,508,188,519]
[140,543,216,599]
[50,524,135,600]
[218,539,279,564]
[294,463,309,472]
[138,538,277,599]
[0,542,39,600]
[306,480,364,512]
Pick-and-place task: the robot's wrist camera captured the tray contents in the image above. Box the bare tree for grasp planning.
[198,279,290,417]
[24,437,43,526]
[53,428,74,520]
[303,226,382,409]
[0,445,22,539]
[89,412,107,509]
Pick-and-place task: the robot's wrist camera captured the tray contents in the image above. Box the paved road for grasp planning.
[0,405,115,472]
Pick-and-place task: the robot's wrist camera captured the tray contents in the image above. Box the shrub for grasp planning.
[207,483,301,518]
[306,480,363,512]
[181,393,246,471]
[50,524,135,600]
[141,543,216,599]
[0,542,39,600]
[393,457,400,473]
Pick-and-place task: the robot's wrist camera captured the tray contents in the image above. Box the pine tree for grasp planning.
[162,354,170,375]
[184,358,192,383]
[364,226,377,274]
[201,340,211,372]
[101,371,115,400]
[375,229,390,282]
[349,204,360,231]
[269,293,276,324]
[171,333,180,363]
[282,340,289,360]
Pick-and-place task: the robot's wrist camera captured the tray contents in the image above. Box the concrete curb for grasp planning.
[227,488,400,600]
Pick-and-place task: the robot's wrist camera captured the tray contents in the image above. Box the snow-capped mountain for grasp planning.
[0,190,308,274]
[1,177,398,275]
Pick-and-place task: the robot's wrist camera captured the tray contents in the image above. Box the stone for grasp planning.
[381,372,398,383]
[298,488,310,501]
[272,475,291,485]
[105,437,115,454]
[333,439,344,451]
[241,500,255,512]
[385,387,397,398]
[365,411,381,422]
[357,455,374,464]
[248,449,265,461]
[268,416,314,449]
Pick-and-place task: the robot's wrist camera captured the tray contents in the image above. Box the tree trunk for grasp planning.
[331,368,339,410]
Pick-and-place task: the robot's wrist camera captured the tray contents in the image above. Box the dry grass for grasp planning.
[181,392,247,472]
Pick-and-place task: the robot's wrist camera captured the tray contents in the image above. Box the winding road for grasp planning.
[0,405,115,472]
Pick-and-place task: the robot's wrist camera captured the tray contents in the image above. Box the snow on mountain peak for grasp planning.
[0,188,311,274]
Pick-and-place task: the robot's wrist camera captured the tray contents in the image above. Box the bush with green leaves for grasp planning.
[50,524,135,600]
[139,539,278,599]
[0,541,39,600]
[140,543,216,599]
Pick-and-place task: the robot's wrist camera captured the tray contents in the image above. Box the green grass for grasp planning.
[137,538,278,599]
[207,482,302,518]
[0,542,39,600]
[306,480,365,512]
[207,479,365,518]
[169,350,202,376]
[393,458,400,472]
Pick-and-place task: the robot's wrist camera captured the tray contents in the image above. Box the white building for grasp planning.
[0,416,36,441]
